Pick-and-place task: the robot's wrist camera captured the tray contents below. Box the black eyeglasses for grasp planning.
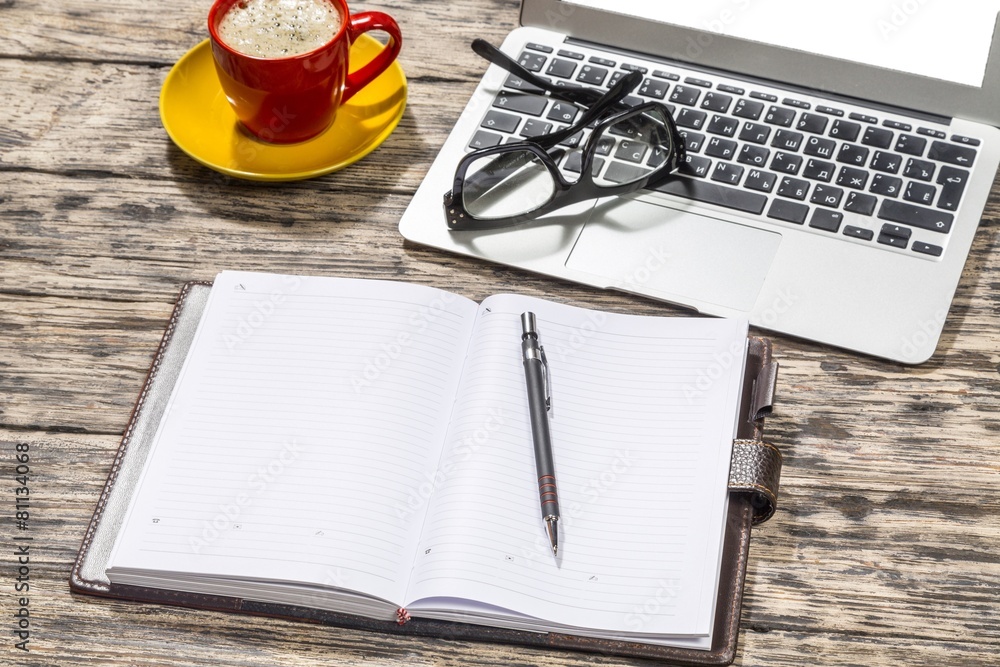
[444,42,685,231]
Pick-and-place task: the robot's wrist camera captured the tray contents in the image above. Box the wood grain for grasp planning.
[1,0,999,665]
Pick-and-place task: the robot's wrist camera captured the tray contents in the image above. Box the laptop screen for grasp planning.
[562,0,1000,88]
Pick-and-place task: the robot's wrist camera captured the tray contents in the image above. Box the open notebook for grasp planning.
[73,271,782,663]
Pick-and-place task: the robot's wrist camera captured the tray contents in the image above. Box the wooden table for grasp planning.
[2,1,999,665]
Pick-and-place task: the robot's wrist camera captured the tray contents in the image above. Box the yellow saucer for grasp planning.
[160,36,407,181]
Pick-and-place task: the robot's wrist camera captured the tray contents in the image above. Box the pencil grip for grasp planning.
[523,355,559,516]
[538,474,559,517]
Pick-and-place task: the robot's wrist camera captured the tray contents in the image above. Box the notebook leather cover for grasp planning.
[71,282,781,666]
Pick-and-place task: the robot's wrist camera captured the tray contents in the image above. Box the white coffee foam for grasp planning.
[218,0,342,58]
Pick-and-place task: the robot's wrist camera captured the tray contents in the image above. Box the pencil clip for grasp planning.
[540,345,551,410]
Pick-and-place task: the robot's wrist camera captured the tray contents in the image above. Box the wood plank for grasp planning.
[0,0,520,69]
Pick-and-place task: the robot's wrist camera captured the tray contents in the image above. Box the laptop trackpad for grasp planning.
[565,198,782,312]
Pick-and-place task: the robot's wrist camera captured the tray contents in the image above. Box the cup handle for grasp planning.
[343,11,402,104]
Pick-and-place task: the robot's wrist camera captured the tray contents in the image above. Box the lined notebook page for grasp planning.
[108,272,478,606]
[405,295,747,638]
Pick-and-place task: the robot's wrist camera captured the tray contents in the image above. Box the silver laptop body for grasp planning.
[399,0,1000,363]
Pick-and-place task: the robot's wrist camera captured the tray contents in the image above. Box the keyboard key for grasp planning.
[504,74,543,93]
[705,137,738,159]
[936,166,969,211]
[904,158,936,182]
[904,181,937,206]
[717,84,745,95]
[738,144,770,167]
[595,137,615,155]
[638,78,668,99]
[816,105,845,116]
[837,144,870,166]
[679,130,706,152]
[558,130,584,148]
[878,233,909,249]
[796,113,829,134]
[951,134,981,146]
[870,174,903,197]
[606,71,626,88]
[772,130,804,151]
[546,102,580,124]
[546,58,577,78]
[913,241,944,257]
[862,126,894,148]
[576,65,608,86]
[882,120,912,131]
[558,49,584,60]
[783,98,810,109]
[481,110,521,133]
[518,52,547,72]
[622,95,644,108]
[878,200,954,233]
[918,127,947,139]
[745,169,778,193]
[684,76,712,87]
[895,134,927,156]
[603,162,650,183]
[520,119,553,138]
[767,199,809,224]
[493,92,547,116]
[811,184,844,208]
[829,120,862,142]
[844,192,878,216]
[803,158,836,182]
[669,85,702,107]
[928,141,977,167]
[679,154,713,178]
[652,177,768,214]
[647,145,671,168]
[707,115,739,137]
[751,91,778,102]
[711,162,745,185]
[809,209,843,232]
[764,106,796,127]
[850,112,878,124]
[777,176,810,200]
[469,130,503,149]
[836,166,870,190]
[739,121,772,144]
[803,136,836,159]
[843,225,874,240]
[880,222,912,240]
[622,63,648,74]
[563,152,602,174]
[525,43,553,53]
[589,55,616,67]
[615,140,649,163]
[676,108,708,130]
[701,92,733,113]
[771,152,803,175]
[653,70,680,81]
[871,151,903,174]
[732,98,764,120]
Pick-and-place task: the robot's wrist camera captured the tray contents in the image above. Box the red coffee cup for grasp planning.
[208,0,402,144]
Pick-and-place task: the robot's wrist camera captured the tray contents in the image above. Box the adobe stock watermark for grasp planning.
[223,274,306,352]
[551,246,670,363]
[676,0,754,62]
[624,577,683,632]
[518,449,633,563]
[899,309,947,361]
[187,438,303,554]
[877,0,932,41]
[352,291,461,393]
[393,407,507,522]
[684,288,797,402]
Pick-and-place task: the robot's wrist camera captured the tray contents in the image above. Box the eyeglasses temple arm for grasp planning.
[471,39,603,107]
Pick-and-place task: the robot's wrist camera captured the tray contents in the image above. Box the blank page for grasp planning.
[405,295,747,638]
[108,272,478,606]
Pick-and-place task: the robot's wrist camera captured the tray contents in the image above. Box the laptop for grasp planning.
[398,0,1000,363]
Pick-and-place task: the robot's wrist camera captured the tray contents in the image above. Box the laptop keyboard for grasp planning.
[468,40,981,260]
